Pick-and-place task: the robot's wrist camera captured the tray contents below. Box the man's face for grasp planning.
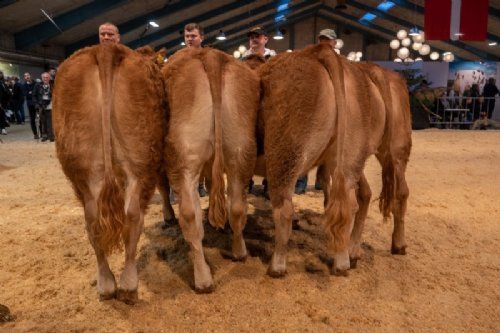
[249,33,268,52]
[41,73,51,85]
[319,36,336,49]
[99,25,120,44]
[184,29,203,48]
[24,73,31,81]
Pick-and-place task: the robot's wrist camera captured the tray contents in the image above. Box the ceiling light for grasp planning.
[390,39,400,49]
[216,30,226,41]
[180,41,185,46]
[149,21,159,28]
[397,29,407,40]
[408,27,419,36]
[238,45,247,54]
[430,52,439,60]
[335,38,344,49]
[233,50,241,59]
[273,30,284,40]
[488,41,497,46]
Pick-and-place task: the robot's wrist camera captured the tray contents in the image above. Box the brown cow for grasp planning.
[315,62,412,263]
[259,43,387,276]
[52,43,166,304]
[162,47,260,292]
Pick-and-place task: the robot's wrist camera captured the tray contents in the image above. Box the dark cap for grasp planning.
[247,26,267,37]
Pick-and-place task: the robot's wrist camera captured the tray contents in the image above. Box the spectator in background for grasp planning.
[242,27,276,60]
[184,23,203,48]
[318,28,338,49]
[32,72,54,142]
[99,22,120,44]
[482,77,499,119]
[0,71,10,135]
[23,72,39,139]
[11,76,24,124]
[469,84,481,121]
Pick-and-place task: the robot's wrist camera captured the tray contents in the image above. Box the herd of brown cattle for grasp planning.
[52,42,412,304]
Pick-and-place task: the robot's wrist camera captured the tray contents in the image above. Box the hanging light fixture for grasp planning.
[419,44,430,55]
[233,50,241,59]
[430,52,440,60]
[397,47,409,59]
[216,30,226,41]
[401,37,411,47]
[413,31,425,43]
[408,27,419,36]
[397,29,407,40]
[273,29,284,40]
[415,57,423,61]
[335,39,344,49]
[412,42,422,51]
[390,39,400,49]
[394,58,402,62]
[238,45,247,54]
[442,52,454,62]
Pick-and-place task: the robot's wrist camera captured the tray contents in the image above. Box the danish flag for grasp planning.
[425,0,489,41]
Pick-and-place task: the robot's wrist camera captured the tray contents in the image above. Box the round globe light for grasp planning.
[412,42,422,51]
[238,45,247,54]
[335,39,344,49]
[286,49,293,52]
[397,29,407,40]
[430,51,439,60]
[413,31,425,43]
[402,37,411,47]
[394,58,402,62]
[347,51,356,60]
[355,51,362,58]
[390,39,400,50]
[415,57,423,61]
[334,48,340,55]
[404,57,414,62]
[443,52,455,62]
[397,47,410,59]
[233,50,241,59]
[419,44,430,55]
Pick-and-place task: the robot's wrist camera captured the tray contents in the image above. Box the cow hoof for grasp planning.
[349,258,358,269]
[116,289,138,305]
[331,267,349,277]
[391,245,407,255]
[194,284,215,294]
[99,291,116,301]
[220,249,247,262]
[267,267,287,278]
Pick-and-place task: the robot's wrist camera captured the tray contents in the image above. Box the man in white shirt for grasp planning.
[242,27,276,60]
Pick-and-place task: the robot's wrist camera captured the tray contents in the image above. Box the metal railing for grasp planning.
[430,96,496,129]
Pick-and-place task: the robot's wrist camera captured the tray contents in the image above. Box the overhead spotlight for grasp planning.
[238,45,247,54]
[273,30,284,40]
[408,27,419,36]
[216,30,226,41]
[180,41,185,46]
[149,21,159,28]
[488,41,497,46]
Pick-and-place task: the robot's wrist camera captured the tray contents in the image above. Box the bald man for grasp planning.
[99,23,120,44]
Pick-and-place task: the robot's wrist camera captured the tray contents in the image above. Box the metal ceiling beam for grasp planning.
[128,0,259,49]
[66,0,206,55]
[325,4,499,61]
[156,0,319,52]
[0,0,16,9]
[15,0,129,50]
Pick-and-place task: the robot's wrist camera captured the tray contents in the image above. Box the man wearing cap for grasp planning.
[242,26,276,60]
[318,28,337,49]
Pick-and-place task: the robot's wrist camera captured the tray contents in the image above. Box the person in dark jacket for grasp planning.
[22,72,38,139]
[11,76,24,124]
[482,77,499,119]
[0,71,11,135]
[32,72,54,142]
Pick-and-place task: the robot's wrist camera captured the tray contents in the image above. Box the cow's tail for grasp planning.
[316,45,351,252]
[94,44,126,255]
[372,67,396,220]
[202,50,227,228]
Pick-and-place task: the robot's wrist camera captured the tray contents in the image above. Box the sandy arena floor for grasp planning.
[0,124,499,332]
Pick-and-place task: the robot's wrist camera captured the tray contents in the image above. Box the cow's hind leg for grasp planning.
[83,193,116,300]
[268,191,294,278]
[117,181,143,304]
[391,159,409,255]
[177,175,214,293]
[224,170,250,261]
[349,173,371,268]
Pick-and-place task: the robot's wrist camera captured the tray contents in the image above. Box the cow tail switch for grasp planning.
[202,50,228,228]
[94,44,126,254]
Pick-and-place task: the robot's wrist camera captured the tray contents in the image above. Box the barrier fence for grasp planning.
[430,96,496,129]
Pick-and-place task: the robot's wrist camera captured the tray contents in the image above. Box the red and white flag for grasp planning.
[425,0,489,41]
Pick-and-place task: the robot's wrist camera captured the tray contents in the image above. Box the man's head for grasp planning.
[99,23,120,44]
[48,68,56,79]
[318,29,337,48]
[24,72,31,82]
[184,23,203,48]
[248,27,268,54]
[41,72,51,85]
